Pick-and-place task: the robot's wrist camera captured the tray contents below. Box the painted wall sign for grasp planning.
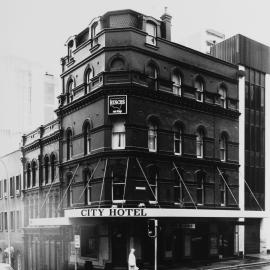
[108,95,127,115]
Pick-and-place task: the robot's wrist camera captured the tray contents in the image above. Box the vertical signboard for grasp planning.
[108,95,127,115]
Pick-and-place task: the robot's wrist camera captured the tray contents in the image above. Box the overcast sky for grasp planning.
[1,0,270,80]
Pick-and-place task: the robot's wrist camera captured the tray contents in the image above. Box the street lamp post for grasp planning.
[0,158,12,265]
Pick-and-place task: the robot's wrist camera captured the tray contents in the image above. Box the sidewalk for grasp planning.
[168,254,270,270]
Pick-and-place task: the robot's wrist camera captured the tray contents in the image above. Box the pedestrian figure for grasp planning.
[128,248,138,270]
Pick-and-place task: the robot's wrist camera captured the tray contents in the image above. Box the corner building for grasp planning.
[23,9,241,270]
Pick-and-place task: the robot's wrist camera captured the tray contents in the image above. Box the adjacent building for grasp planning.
[211,35,270,254]
[22,9,241,270]
[0,150,23,270]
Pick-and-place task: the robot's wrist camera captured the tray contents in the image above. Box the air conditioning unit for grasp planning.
[16,190,20,196]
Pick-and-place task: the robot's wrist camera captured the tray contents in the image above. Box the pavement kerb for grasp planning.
[207,260,270,270]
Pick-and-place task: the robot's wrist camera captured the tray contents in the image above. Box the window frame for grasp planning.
[44,155,50,185]
[196,172,205,205]
[111,167,126,203]
[148,165,158,203]
[195,78,204,102]
[196,129,204,158]
[146,21,157,46]
[148,122,157,152]
[66,129,73,160]
[83,122,92,155]
[220,134,227,162]
[174,127,183,155]
[219,85,227,108]
[172,71,182,96]
[173,170,183,204]
[111,121,126,150]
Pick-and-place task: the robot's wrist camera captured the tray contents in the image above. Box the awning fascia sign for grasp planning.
[64,208,268,219]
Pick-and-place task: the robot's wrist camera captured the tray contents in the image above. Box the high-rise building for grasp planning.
[0,55,57,156]
[211,34,270,254]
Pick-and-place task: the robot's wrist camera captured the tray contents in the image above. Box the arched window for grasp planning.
[174,125,183,155]
[220,133,228,162]
[67,40,74,61]
[31,160,37,187]
[112,165,126,202]
[44,155,49,184]
[147,63,158,90]
[196,128,204,158]
[195,77,204,102]
[173,169,183,204]
[67,79,75,103]
[26,163,31,188]
[83,169,92,205]
[196,171,205,205]
[220,173,228,206]
[148,122,157,152]
[85,68,94,93]
[147,165,158,202]
[83,121,91,155]
[66,175,73,207]
[91,22,99,39]
[66,129,73,160]
[172,71,182,96]
[112,121,125,150]
[146,21,157,46]
[219,85,227,108]
[50,153,56,182]
[110,58,125,71]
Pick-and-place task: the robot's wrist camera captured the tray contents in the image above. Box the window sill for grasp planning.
[89,44,100,53]
[145,43,159,50]
[66,58,75,67]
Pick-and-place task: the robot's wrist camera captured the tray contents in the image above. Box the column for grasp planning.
[238,65,246,255]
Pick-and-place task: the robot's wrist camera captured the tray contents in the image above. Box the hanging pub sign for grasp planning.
[108,95,127,115]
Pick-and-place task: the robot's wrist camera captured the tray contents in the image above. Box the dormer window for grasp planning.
[67,40,74,61]
[146,21,157,46]
[91,22,98,39]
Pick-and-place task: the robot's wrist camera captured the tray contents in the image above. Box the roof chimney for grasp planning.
[160,7,172,41]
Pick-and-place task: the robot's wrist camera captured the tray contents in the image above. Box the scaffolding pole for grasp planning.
[136,158,160,208]
[57,163,79,210]
[172,162,197,209]
[99,158,108,208]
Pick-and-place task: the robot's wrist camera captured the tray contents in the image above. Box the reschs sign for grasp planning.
[108,95,127,115]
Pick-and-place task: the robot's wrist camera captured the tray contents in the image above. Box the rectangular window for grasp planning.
[174,172,183,204]
[112,121,125,150]
[0,180,2,199]
[67,186,73,207]
[87,184,91,205]
[174,131,182,155]
[197,174,204,205]
[10,177,15,197]
[146,22,157,46]
[4,212,7,230]
[10,211,15,231]
[3,179,7,197]
[0,213,2,231]
[220,182,226,206]
[16,175,21,196]
[112,168,126,203]
[16,211,21,230]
